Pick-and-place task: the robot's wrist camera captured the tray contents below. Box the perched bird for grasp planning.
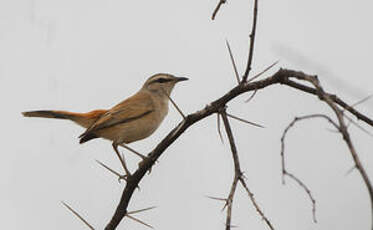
[22,73,188,175]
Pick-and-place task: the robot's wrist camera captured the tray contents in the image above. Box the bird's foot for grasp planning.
[138,156,158,174]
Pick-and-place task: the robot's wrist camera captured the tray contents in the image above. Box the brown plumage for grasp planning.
[22,73,188,176]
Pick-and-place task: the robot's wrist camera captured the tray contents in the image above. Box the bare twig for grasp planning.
[285,172,317,223]
[220,109,242,230]
[280,69,373,229]
[226,40,240,84]
[280,114,339,223]
[280,74,373,126]
[221,108,274,230]
[239,178,274,229]
[212,0,226,20]
[296,74,373,230]
[61,201,95,230]
[242,0,258,82]
[280,114,339,184]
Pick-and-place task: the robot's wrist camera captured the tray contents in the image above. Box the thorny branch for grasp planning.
[220,108,274,230]
[280,114,338,223]
[103,68,373,230]
[220,108,240,230]
[280,114,341,223]
[290,73,373,230]
[61,0,373,229]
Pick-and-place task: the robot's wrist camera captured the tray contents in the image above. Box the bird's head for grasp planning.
[142,73,188,96]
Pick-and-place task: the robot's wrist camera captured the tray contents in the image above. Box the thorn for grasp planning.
[61,201,95,230]
[247,60,279,82]
[127,206,157,215]
[350,94,373,108]
[95,159,127,183]
[126,214,154,229]
[205,195,227,202]
[217,113,224,143]
[226,113,265,128]
[162,88,186,119]
[345,165,357,176]
[226,39,240,84]
[244,89,258,103]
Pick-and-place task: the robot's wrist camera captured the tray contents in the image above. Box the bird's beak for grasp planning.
[175,77,189,82]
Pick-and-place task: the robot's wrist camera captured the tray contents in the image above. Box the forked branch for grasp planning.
[220,108,274,230]
[104,68,373,230]
[279,73,373,230]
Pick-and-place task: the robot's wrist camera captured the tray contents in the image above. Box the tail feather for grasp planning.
[22,109,107,142]
[79,133,98,144]
[22,109,106,129]
[22,110,74,119]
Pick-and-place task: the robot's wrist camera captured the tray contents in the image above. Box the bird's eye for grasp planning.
[157,78,170,83]
[153,78,172,84]
[149,77,173,85]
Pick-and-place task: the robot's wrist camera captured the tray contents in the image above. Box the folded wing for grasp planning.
[79,91,154,144]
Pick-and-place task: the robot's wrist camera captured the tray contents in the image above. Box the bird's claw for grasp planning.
[137,157,158,174]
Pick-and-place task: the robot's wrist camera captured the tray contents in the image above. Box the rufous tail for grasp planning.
[22,110,76,119]
[22,109,106,129]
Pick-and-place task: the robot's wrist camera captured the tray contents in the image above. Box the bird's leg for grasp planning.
[119,143,148,160]
[112,142,131,177]
[119,143,154,174]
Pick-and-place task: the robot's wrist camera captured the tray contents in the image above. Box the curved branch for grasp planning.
[280,114,340,223]
[104,68,373,229]
[284,74,373,230]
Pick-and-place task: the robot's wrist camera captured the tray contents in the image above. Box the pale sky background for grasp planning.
[1,0,373,229]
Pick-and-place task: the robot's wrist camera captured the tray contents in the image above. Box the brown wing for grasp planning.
[79,91,154,142]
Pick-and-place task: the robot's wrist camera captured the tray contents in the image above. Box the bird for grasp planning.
[22,73,188,176]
